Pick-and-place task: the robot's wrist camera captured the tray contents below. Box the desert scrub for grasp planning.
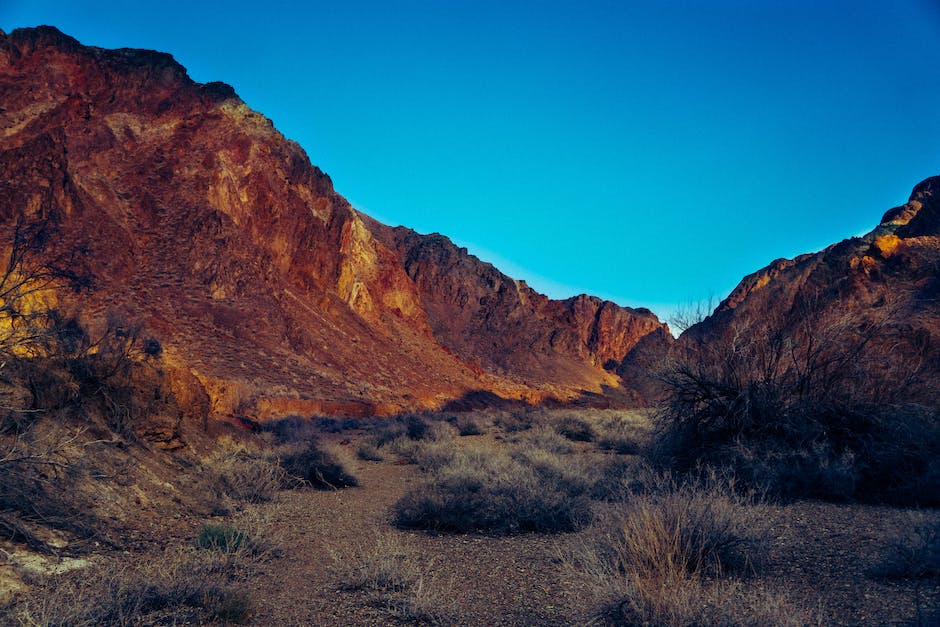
[362,414,455,463]
[451,414,485,436]
[331,532,455,623]
[653,306,940,505]
[356,441,384,461]
[0,546,254,625]
[562,475,790,625]
[280,441,358,490]
[393,447,592,534]
[553,414,596,442]
[594,411,650,455]
[210,449,286,503]
[508,424,574,455]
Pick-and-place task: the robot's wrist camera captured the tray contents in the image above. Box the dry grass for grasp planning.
[394,444,592,534]
[2,546,254,625]
[1,505,283,625]
[557,474,816,625]
[209,448,286,503]
[330,532,455,624]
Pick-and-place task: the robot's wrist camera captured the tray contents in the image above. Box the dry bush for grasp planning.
[280,441,358,490]
[0,421,105,551]
[654,298,940,505]
[259,415,318,444]
[394,446,592,534]
[508,424,573,455]
[1,544,256,625]
[209,449,286,503]
[491,410,533,434]
[553,414,596,442]
[452,414,485,436]
[362,414,455,463]
[356,441,384,461]
[594,412,650,455]
[604,575,821,626]
[874,514,940,580]
[560,475,807,626]
[330,532,455,624]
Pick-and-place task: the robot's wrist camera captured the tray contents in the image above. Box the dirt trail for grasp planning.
[242,442,584,625]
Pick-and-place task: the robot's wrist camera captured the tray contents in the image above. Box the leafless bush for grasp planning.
[394,444,592,534]
[452,414,484,436]
[356,441,384,461]
[593,411,650,455]
[653,296,940,504]
[210,449,286,503]
[560,475,809,626]
[280,441,358,490]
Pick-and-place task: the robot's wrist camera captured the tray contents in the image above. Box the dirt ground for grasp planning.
[236,432,940,626]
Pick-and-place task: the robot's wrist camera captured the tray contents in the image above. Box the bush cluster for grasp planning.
[653,304,940,505]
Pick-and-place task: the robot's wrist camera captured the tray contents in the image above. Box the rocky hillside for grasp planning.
[0,26,669,420]
[682,174,940,389]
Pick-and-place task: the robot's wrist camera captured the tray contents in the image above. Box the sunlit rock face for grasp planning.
[0,26,670,419]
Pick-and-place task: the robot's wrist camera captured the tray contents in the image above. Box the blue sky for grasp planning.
[4,1,940,322]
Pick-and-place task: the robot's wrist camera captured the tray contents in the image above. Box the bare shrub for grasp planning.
[594,412,650,455]
[0,422,102,550]
[1,545,255,625]
[356,442,384,462]
[654,297,940,504]
[874,515,940,580]
[561,476,800,626]
[259,415,318,444]
[492,410,533,434]
[331,532,455,623]
[554,415,595,442]
[453,414,484,436]
[393,447,591,534]
[280,442,358,490]
[508,424,573,454]
[210,449,285,503]
[362,415,455,464]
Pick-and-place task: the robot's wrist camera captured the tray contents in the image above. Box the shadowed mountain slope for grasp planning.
[681,174,940,391]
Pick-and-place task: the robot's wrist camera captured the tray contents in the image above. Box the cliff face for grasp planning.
[0,26,669,418]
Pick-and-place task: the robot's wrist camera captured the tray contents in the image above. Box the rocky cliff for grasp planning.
[0,26,669,419]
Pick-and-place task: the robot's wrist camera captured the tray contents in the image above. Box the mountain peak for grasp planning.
[880,175,940,234]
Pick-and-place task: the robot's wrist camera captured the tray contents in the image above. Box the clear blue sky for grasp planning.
[4,1,940,321]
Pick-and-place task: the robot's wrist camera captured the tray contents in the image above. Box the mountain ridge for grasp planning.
[0,25,669,419]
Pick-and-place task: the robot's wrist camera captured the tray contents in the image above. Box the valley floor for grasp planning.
[237,428,939,626]
[2,411,937,625]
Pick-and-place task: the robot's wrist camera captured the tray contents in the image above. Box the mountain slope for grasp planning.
[682,175,940,386]
[0,26,668,418]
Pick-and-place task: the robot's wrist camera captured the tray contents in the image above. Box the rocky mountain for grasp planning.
[0,26,669,420]
[681,174,940,392]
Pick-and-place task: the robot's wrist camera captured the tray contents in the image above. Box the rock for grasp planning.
[0,27,670,419]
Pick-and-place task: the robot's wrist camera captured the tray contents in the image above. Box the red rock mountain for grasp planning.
[0,26,669,419]
[682,174,940,386]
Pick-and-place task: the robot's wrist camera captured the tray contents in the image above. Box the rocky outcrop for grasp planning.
[683,175,940,379]
[0,26,669,418]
